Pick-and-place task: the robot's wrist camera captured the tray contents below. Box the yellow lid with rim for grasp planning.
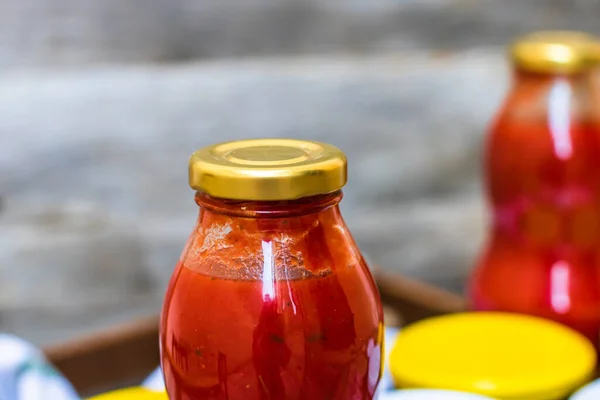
[88,387,168,400]
[510,30,600,74]
[389,312,596,400]
[189,138,347,201]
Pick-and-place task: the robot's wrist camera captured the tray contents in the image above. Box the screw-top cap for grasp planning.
[510,30,600,74]
[188,139,347,201]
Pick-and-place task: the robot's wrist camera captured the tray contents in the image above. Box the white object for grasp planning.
[571,379,600,400]
[0,334,80,400]
[379,389,495,400]
[141,367,165,392]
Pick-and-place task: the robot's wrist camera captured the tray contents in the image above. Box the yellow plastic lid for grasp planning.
[389,312,596,400]
[88,387,168,400]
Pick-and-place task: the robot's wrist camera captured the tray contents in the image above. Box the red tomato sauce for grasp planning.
[470,75,600,343]
[161,193,383,399]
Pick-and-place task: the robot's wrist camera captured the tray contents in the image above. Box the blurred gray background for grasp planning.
[1,0,600,345]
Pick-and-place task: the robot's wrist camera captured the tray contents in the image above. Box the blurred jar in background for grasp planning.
[468,31,600,344]
[160,139,383,400]
[591,45,600,108]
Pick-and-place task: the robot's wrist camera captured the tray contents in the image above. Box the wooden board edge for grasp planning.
[372,267,467,324]
[44,315,160,395]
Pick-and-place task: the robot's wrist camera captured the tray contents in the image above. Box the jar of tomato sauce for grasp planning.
[468,31,600,343]
[160,139,384,399]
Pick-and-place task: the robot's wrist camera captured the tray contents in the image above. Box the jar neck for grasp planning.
[511,67,592,90]
[504,67,598,121]
[194,191,343,219]
[185,190,353,280]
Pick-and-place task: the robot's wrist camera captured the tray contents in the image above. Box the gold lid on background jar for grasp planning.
[510,30,600,74]
[189,138,347,201]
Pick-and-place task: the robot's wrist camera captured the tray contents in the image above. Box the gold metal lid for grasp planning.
[189,139,347,201]
[510,31,600,74]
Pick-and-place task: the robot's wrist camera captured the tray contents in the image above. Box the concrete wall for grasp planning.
[0,0,592,344]
[1,0,599,68]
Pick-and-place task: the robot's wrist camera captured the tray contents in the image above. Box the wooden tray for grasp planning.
[43,268,467,396]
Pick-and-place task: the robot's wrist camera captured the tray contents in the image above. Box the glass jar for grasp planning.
[468,31,600,344]
[160,139,384,399]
